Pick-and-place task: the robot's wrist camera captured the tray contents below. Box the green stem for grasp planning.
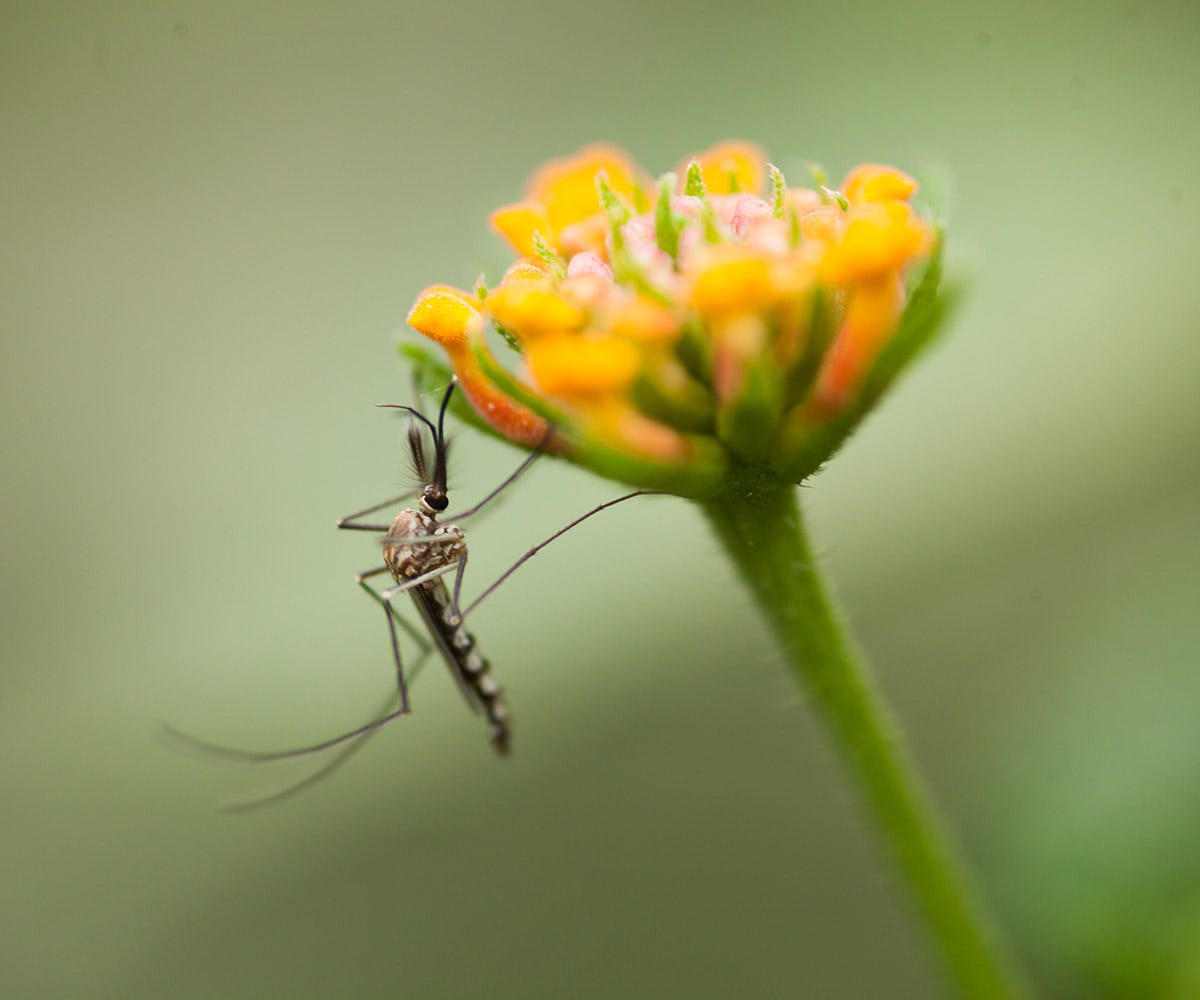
[700,480,1030,1000]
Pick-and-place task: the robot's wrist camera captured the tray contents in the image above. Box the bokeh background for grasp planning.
[4,2,1199,997]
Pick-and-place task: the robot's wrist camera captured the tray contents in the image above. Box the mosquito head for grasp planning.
[419,483,449,515]
[380,380,456,519]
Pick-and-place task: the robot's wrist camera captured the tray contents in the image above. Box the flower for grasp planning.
[405,143,948,497]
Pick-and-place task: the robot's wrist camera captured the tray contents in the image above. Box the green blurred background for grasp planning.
[3,2,1199,997]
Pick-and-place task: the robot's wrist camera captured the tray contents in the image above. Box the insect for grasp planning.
[336,381,517,755]
[168,379,653,809]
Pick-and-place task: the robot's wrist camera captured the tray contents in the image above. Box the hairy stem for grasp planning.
[701,481,1030,1000]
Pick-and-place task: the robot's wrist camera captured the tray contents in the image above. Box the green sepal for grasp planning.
[700,201,722,244]
[675,316,712,385]
[531,231,567,279]
[654,173,683,262]
[787,204,802,247]
[398,342,454,386]
[629,368,715,434]
[855,233,952,408]
[491,320,524,354]
[630,181,651,215]
[802,161,828,190]
[770,236,953,484]
[607,213,671,306]
[783,287,837,408]
[596,171,632,227]
[682,160,722,243]
[470,339,576,431]
[715,356,784,464]
[768,163,787,219]
[575,432,728,499]
[820,186,849,211]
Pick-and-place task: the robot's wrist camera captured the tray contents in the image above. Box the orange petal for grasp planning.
[812,273,905,414]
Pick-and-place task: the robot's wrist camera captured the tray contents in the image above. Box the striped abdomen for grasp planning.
[412,578,510,755]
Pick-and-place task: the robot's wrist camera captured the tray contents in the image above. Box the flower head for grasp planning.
[406,143,948,497]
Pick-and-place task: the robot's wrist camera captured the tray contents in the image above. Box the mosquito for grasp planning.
[168,379,654,809]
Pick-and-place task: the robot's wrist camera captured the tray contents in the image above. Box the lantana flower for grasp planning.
[405,142,947,498]
[401,146,1028,996]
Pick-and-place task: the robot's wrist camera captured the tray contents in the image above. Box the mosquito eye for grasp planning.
[425,492,449,512]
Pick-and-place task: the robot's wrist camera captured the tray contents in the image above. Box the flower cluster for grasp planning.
[406,143,946,497]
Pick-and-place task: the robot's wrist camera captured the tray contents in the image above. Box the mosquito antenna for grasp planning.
[378,402,437,438]
[432,379,455,495]
[452,423,556,521]
[406,423,430,486]
[463,490,661,617]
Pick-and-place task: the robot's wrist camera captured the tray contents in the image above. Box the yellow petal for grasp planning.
[685,141,766,195]
[527,334,640,397]
[841,164,918,205]
[529,144,640,233]
[406,285,482,349]
[609,296,682,345]
[822,202,931,283]
[486,279,585,340]
[490,201,552,257]
[689,245,774,316]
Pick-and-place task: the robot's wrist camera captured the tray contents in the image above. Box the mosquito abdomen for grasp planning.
[417,578,511,756]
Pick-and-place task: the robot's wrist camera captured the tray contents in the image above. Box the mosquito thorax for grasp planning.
[382,508,465,583]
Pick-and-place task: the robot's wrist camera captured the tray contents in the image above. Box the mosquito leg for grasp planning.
[382,592,411,714]
[356,568,438,715]
[221,688,402,813]
[357,566,430,650]
[337,491,419,532]
[163,617,437,767]
[463,491,661,617]
[449,552,468,626]
[379,561,460,601]
[452,425,557,520]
